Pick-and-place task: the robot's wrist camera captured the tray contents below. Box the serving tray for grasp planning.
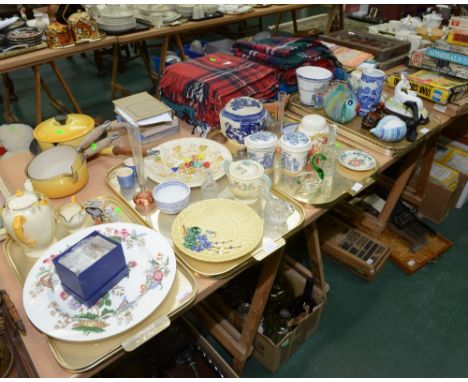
[288,93,442,157]
[276,114,380,207]
[319,30,410,62]
[106,164,305,278]
[3,196,197,373]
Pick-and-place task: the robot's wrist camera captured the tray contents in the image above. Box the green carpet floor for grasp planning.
[1,9,467,378]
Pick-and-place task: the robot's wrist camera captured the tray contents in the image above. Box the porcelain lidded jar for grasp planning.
[280,132,312,174]
[244,131,277,172]
[219,97,267,150]
[223,159,271,202]
[298,114,328,154]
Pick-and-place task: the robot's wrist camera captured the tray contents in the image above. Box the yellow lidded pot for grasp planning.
[34,114,95,150]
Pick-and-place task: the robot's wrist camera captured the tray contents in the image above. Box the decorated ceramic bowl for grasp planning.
[280,132,312,174]
[153,180,191,215]
[219,97,267,147]
[244,131,277,171]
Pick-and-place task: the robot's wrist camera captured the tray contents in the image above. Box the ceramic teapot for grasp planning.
[57,195,87,230]
[2,182,55,255]
[223,159,271,202]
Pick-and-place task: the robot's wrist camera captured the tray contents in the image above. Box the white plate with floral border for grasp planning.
[23,223,176,342]
[338,150,377,172]
[144,138,232,188]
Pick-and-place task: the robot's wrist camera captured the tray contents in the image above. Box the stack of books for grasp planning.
[409,16,468,80]
[113,92,179,145]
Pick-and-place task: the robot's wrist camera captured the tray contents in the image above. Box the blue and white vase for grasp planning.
[279,131,312,174]
[244,131,277,171]
[219,97,267,147]
[356,68,385,117]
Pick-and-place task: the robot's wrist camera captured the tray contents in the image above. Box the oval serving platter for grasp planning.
[23,223,177,342]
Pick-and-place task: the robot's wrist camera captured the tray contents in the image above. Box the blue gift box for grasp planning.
[52,231,129,307]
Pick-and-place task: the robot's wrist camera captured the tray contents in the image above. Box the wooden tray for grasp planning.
[319,30,410,61]
[288,93,443,157]
[3,196,198,373]
[318,214,391,281]
[106,165,305,278]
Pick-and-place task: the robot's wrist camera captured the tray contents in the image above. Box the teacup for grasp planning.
[117,167,135,189]
[279,132,312,174]
[244,131,277,173]
[296,66,332,108]
[224,159,271,201]
[124,157,137,179]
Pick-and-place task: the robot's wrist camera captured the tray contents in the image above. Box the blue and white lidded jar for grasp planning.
[280,131,312,174]
[219,96,267,146]
[244,131,277,172]
[356,68,385,117]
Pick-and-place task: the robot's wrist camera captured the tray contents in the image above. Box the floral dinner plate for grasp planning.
[144,138,232,188]
[338,150,377,171]
[23,223,176,342]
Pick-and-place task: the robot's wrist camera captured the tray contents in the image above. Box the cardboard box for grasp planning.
[417,162,461,223]
[250,262,325,373]
[53,231,128,307]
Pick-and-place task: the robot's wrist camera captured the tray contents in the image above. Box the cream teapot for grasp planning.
[2,182,55,256]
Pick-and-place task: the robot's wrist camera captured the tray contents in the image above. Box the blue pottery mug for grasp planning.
[356,68,385,117]
[117,167,135,189]
[124,157,137,180]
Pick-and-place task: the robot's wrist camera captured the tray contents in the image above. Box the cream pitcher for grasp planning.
[2,181,55,257]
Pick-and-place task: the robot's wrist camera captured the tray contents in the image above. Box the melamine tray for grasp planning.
[288,93,442,157]
[106,165,305,278]
[3,196,198,373]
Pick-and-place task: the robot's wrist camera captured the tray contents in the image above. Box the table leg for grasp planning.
[291,10,299,35]
[138,40,159,96]
[159,35,170,74]
[2,74,19,123]
[40,78,69,114]
[415,133,439,198]
[48,61,82,114]
[174,34,186,61]
[110,43,120,100]
[305,222,327,298]
[325,5,338,34]
[33,65,42,126]
[231,247,285,374]
[272,12,284,36]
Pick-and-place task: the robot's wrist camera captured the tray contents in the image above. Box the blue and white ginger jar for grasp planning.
[244,131,277,171]
[280,131,312,174]
[219,97,267,146]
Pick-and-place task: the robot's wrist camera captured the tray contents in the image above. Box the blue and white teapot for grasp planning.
[219,97,267,148]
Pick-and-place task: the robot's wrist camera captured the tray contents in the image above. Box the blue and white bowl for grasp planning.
[244,131,277,171]
[280,131,312,174]
[219,96,267,146]
[296,66,333,108]
[153,180,191,215]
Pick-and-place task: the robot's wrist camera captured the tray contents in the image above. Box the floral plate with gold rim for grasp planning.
[144,138,232,188]
[338,150,377,171]
[172,199,263,263]
[23,223,176,342]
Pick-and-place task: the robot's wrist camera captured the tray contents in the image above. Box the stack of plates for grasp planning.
[172,199,263,263]
[97,6,136,34]
[7,27,42,46]
[134,5,182,25]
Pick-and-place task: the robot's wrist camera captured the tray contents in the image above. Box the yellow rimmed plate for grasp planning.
[172,199,263,263]
[144,138,233,188]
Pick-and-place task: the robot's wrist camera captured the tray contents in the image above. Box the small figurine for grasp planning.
[323,81,359,124]
[133,190,156,215]
[384,73,429,125]
[361,103,385,130]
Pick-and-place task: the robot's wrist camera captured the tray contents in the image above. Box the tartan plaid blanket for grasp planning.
[160,53,278,126]
[232,37,316,57]
[232,38,347,85]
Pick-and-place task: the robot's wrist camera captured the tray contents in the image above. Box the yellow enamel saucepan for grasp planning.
[26,124,124,198]
[33,113,95,151]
